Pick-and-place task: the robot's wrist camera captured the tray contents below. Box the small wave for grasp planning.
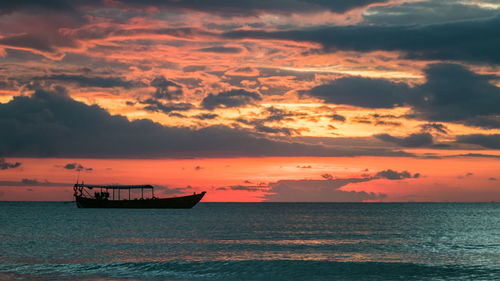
[1,260,498,281]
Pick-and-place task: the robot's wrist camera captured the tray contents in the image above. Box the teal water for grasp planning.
[0,202,499,280]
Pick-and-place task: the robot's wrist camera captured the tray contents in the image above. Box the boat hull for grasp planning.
[75,192,205,209]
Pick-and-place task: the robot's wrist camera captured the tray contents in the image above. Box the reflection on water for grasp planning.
[0,202,499,280]
[105,237,398,246]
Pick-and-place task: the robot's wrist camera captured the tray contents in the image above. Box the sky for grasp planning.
[0,0,499,202]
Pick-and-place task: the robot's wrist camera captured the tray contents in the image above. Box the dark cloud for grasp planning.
[64,163,81,170]
[420,123,448,134]
[152,0,385,15]
[0,158,21,170]
[489,177,497,181]
[0,0,77,14]
[227,67,258,75]
[182,65,206,72]
[154,185,190,195]
[102,27,212,41]
[253,124,297,136]
[375,133,433,147]
[0,86,411,158]
[372,114,399,119]
[0,34,58,53]
[176,78,202,89]
[225,185,267,192]
[463,115,500,129]
[236,107,303,135]
[456,134,500,149]
[194,113,218,120]
[139,98,193,114]
[0,79,17,91]
[224,16,500,64]
[168,112,186,118]
[63,162,92,171]
[264,178,386,202]
[6,0,385,16]
[448,153,500,159]
[307,76,409,108]
[234,107,306,136]
[364,1,499,26]
[375,169,414,180]
[374,120,401,127]
[306,63,500,128]
[353,117,372,124]
[150,76,183,100]
[330,114,346,122]
[202,89,262,110]
[0,33,77,59]
[197,46,243,54]
[411,64,500,125]
[321,173,333,180]
[279,135,416,157]
[0,7,85,58]
[0,178,68,186]
[264,106,298,122]
[22,178,39,185]
[234,67,254,73]
[34,74,140,89]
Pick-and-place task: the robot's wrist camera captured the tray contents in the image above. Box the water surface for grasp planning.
[1,202,499,280]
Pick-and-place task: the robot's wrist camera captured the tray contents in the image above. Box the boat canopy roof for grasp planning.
[74,184,153,189]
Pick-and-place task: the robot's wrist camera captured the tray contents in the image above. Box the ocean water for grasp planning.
[0,202,499,280]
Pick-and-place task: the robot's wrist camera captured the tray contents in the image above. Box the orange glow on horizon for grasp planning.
[0,156,498,202]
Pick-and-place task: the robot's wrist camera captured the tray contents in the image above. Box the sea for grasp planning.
[0,202,499,280]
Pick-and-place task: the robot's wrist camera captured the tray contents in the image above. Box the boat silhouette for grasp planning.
[73,183,205,208]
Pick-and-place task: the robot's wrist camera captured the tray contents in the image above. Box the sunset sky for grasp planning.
[0,0,499,201]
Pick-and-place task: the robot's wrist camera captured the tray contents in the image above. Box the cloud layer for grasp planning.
[306,63,500,128]
[0,87,412,157]
[1,0,499,164]
[264,178,384,202]
[225,16,500,64]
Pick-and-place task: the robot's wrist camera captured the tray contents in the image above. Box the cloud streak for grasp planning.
[202,89,262,110]
[1,0,387,15]
[0,179,68,187]
[225,16,500,64]
[375,133,433,148]
[264,177,385,202]
[63,163,92,171]
[374,169,418,180]
[456,134,500,149]
[0,158,21,170]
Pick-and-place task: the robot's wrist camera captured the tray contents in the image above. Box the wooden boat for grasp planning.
[73,183,205,208]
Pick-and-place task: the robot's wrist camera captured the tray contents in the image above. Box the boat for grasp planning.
[73,183,206,208]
